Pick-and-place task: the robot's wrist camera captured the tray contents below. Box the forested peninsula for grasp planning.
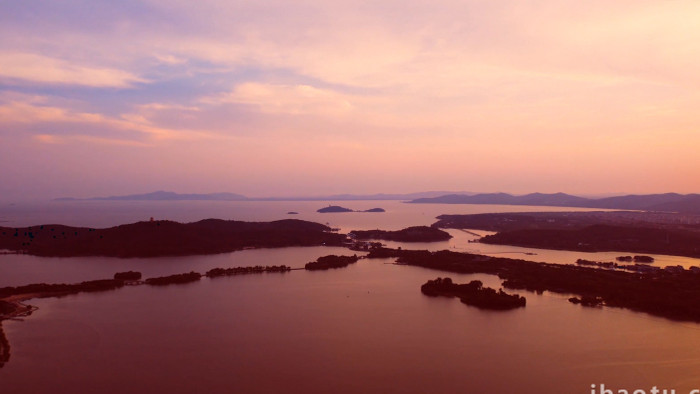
[0,219,345,258]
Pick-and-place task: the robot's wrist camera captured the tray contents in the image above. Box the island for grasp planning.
[421,277,526,310]
[615,255,655,263]
[568,296,604,307]
[305,255,360,270]
[317,206,354,213]
[316,206,386,213]
[350,226,452,242]
[0,219,346,258]
[367,247,700,323]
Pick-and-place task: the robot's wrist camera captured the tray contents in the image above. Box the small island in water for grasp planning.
[317,206,385,213]
[421,277,526,310]
[317,205,354,213]
[305,255,360,270]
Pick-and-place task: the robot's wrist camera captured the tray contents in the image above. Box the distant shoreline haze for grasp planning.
[408,192,700,214]
[51,191,700,213]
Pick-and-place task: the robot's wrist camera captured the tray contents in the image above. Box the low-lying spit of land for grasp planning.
[0,265,295,319]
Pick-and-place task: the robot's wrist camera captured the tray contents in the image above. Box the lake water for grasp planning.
[2,200,700,393]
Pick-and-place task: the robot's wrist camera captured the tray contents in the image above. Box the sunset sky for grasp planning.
[1,1,699,200]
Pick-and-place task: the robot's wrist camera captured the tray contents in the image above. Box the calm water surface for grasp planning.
[2,201,700,393]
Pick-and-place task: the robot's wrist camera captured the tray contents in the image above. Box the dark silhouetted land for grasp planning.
[0,265,297,312]
[317,206,386,213]
[317,205,354,213]
[0,219,345,258]
[433,211,700,232]
[433,211,700,258]
[350,226,452,242]
[305,255,360,270]
[367,247,700,322]
[421,277,526,310]
[145,272,203,286]
[114,271,142,281]
[0,321,9,368]
[479,225,700,258]
[0,264,304,367]
[206,265,291,277]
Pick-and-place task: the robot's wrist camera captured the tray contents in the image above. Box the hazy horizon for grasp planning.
[2,1,699,201]
[2,189,694,205]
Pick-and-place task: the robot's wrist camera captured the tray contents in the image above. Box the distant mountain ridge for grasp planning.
[55,190,472,202]
[54,191,700,213]
[409,192,700,213]
[252,191,473,201]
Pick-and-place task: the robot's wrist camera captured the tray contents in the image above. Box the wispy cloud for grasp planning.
[0,95,224,145]
[0,96,106,124]
[0,52,146,88]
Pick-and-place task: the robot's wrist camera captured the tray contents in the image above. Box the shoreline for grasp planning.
[0,296,38,321]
